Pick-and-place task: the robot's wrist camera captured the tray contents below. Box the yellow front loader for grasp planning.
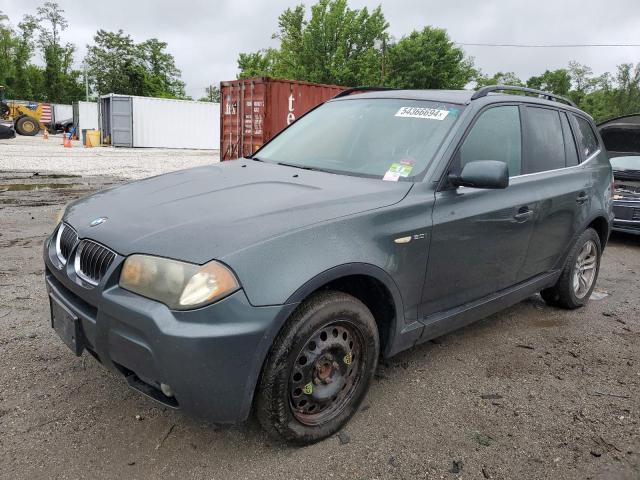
[0,86,51,136]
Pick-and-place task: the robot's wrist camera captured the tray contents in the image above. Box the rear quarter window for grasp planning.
[560,112,580,167]
[573,115,600,159]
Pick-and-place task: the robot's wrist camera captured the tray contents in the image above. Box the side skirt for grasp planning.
[419,271,560,344]
[386,270,560,357]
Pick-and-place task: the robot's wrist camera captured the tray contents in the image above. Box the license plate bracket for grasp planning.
[49,295,84,356]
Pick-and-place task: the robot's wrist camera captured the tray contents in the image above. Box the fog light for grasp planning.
[160,383,174,398]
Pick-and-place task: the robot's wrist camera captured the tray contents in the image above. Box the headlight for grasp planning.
[119,255,239,310]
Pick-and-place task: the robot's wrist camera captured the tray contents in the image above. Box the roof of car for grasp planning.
[334,89,475,104]
[334,88,586,115]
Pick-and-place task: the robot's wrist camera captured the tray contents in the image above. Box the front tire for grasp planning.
[541,228,601,309]
[15,116,40,136]
[256,291,379,445]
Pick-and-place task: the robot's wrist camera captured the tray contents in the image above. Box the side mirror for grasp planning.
[449,160,509,189]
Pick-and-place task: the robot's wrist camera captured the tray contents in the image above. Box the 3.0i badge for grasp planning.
[89,217,108,227]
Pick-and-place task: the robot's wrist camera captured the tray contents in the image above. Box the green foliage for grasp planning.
[526,69,571,96]
[0,2,187,105]
[475,71,524,88]
[237,50,278,78]
[85,30,187,98]
[237,0,389,86]
[0,3,84,103]
[385,27,476,89]
[35,2,83,103]
[85,30,146,96]
[578,63,640,122]
[236,0,640,124]
[198,85,221,103]
[138,38,186,98]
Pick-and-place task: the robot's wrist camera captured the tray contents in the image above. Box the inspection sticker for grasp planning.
[395,106,449,120]
[383,161,414,181]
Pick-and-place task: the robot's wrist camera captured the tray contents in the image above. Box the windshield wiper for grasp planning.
[250,156,264,162]
[277,162,320,171]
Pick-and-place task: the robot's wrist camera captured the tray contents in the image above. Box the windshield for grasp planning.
[255,98,463,180]
[611,156,640,172]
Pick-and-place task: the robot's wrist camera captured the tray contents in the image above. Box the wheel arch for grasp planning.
[586,214,610,250]
[285,263,404,357]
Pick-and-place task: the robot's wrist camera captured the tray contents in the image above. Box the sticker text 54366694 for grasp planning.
[395,106,449,121]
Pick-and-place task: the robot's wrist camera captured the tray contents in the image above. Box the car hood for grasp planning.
[64,160,412,263]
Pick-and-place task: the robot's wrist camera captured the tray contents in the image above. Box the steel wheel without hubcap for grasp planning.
[573,240,597,299]
[289,321,363,426]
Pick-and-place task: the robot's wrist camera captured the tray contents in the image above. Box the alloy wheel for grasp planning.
[573,240,597,299]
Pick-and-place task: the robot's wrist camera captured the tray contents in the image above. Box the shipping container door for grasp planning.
[221,79,267,160]
[72,103,79,132]
[110,96,133,147]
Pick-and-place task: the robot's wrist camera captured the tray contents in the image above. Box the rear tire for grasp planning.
[541,228,601,309]
[256,291,379,445]
[15,116,40,136]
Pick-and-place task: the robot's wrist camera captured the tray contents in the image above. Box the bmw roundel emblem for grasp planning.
[89,217,108,227]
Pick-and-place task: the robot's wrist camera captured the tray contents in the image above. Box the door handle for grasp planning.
[513,207,534,222]
[576,192,588,205]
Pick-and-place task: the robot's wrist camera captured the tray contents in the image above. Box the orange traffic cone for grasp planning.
[63,134,72,148]
[43,129,49,140]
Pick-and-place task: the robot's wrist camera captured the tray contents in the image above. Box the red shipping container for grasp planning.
[220,77,346,160]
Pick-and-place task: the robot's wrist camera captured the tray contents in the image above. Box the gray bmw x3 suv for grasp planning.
[44,85,614,444]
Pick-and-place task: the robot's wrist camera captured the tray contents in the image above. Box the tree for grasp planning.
[566,61,600,107]
[85,30,187,98]
[85,29,148,96]
[0,10,15,90]
[199,84,220,103]
[237,50,278,78]
[138,38,186,98]
[237,0,389,86]
[475,71,524,88]
[37,2,66,101]
[609,63,640,117]
[12,16,39,100]
[385,27,475,89]
[526,69,571,97]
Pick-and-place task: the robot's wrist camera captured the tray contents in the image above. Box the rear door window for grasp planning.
[560,112,579,167]
[523,107,565,174]
[573,115,600,159]
[457,105,522,177]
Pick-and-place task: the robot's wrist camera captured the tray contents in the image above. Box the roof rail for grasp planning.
[471,84,577,107]
[333,86,396,99]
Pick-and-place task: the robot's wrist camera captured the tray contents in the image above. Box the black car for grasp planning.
[44,85,613,444]
[54,118,73,133]
[0,121,16,139]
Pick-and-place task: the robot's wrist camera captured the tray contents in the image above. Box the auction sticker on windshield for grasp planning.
[383,161,414,181]
[395,106,449,120]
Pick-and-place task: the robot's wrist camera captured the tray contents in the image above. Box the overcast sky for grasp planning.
[1,0,639,97]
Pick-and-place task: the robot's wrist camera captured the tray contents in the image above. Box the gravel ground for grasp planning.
[0,150,639,479]
[0,134,218,179]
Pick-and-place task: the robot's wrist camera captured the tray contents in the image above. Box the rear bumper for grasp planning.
[613,200,640,235]
[44,238,297,423]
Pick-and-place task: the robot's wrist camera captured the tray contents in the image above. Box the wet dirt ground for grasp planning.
[1,170,639,480]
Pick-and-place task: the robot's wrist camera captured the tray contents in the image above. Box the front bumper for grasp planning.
[43,233,297,423]
[612,200,640,235]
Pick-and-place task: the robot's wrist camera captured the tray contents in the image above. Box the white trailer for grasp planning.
[99,94,220,149]
[72,101,99,135]
[52,104,73,123]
